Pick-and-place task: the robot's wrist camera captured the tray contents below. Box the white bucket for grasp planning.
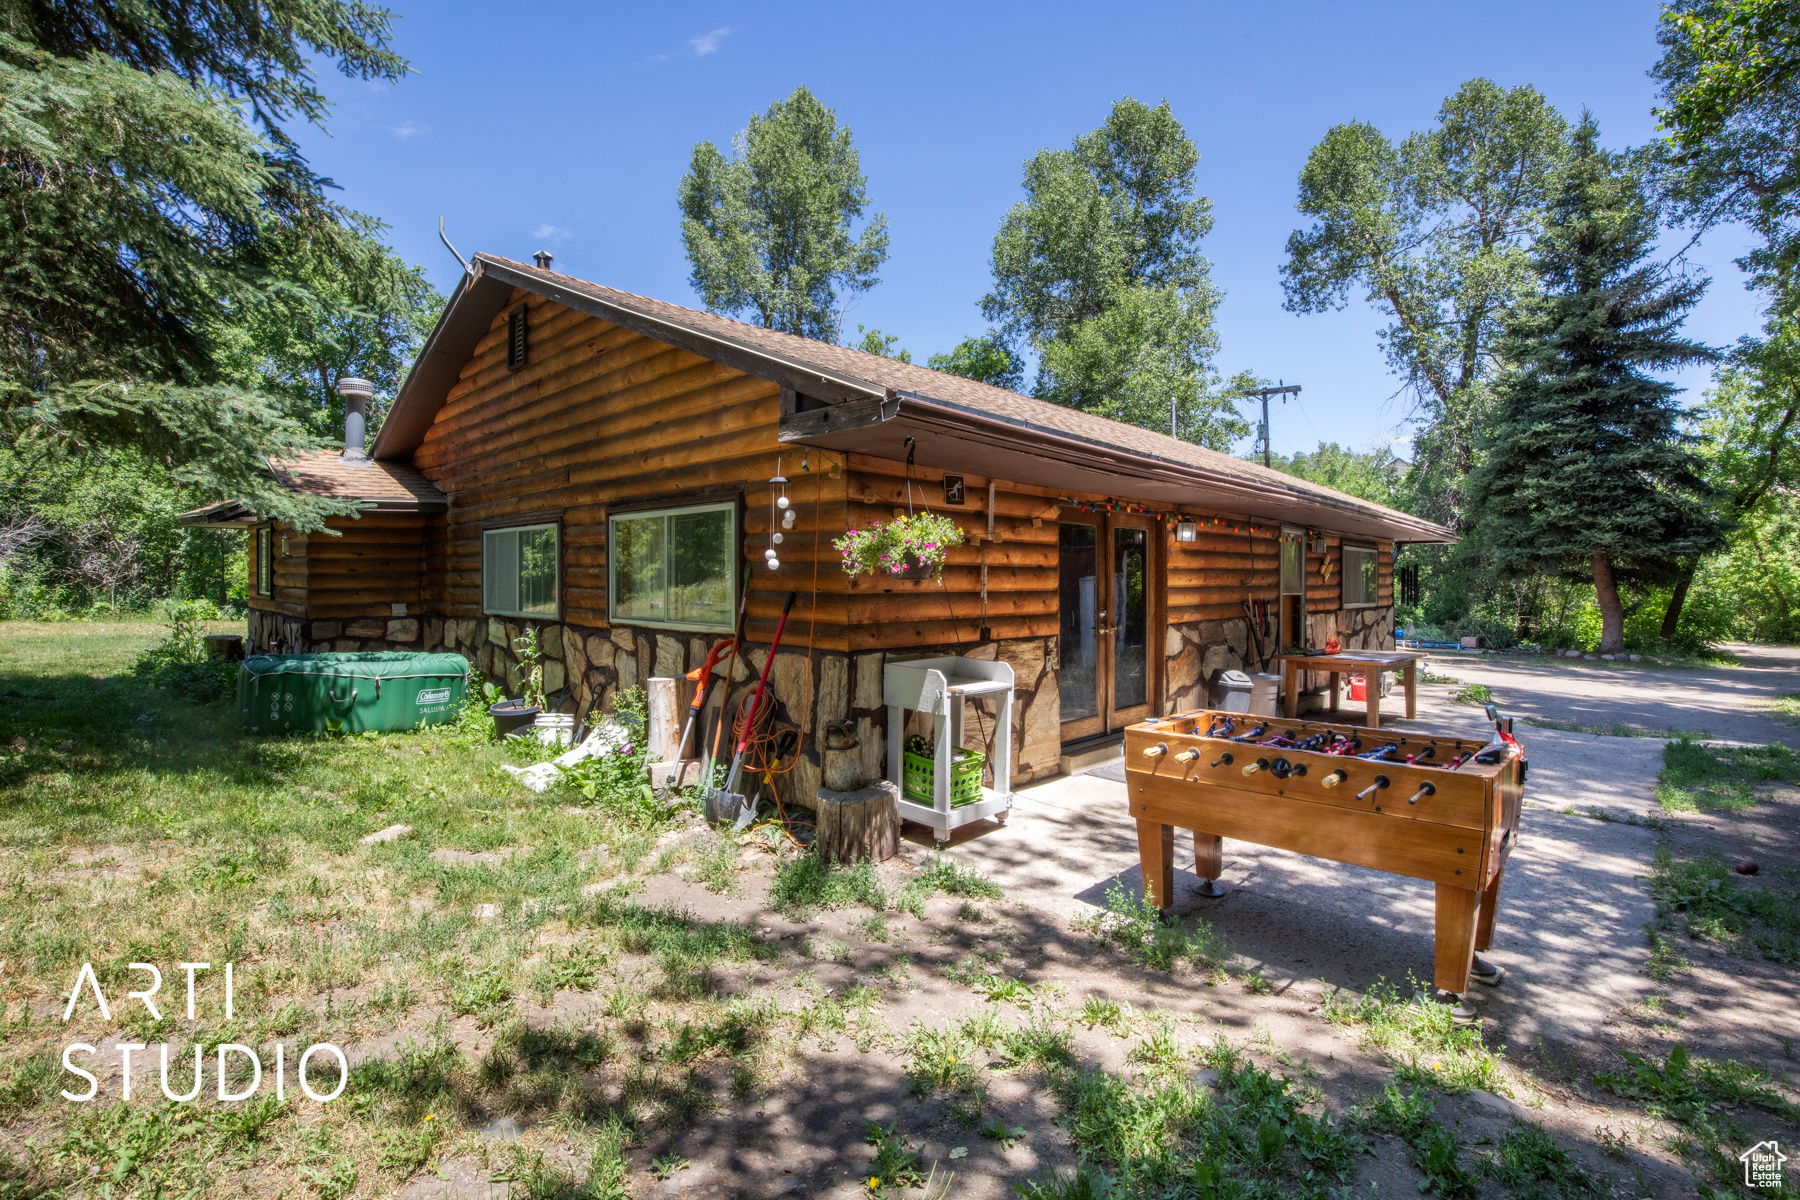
[530,712,576,748]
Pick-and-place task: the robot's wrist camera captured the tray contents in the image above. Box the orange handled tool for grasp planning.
[664,636,736,789]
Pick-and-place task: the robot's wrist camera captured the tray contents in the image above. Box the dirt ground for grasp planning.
[414,644,1796,1198]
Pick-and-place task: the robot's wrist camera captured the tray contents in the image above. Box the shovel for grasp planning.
[665,623,742,789]
[703,591,796,828]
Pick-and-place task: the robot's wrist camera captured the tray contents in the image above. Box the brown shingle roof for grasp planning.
[270,450,447,506]
[373,252,1453,542]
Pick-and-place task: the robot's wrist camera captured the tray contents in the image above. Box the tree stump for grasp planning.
[815,780,900,865]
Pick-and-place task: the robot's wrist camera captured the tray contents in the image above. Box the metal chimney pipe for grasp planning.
[336,376,374,461]
[533,250,553,270]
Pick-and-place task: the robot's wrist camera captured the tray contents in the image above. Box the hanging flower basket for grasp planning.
[834,512,965,581]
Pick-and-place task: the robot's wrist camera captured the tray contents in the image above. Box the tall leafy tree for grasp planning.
[982,98,1250,448]
[1660,319,1800,636]
[1283,79,1570,525]
[0,3,413,531]
[928,333,1024,392]
[1466,117,1721,655]
[679,86,889,342]
[212,217,443,442]
[1655,0,1800,295]
[1267,442,1408,508]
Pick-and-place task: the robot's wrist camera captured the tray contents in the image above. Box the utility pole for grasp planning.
[1245,382,1302,469]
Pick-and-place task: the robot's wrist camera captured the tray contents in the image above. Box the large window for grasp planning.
[256,527,273,597]
[1343,544,1379,608]
[609,502,737,632]
[484,523,559,617]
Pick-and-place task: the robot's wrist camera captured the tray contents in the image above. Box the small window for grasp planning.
[507,307,528,371]
[609,502,737,632]
[1279,528,1305,595]
[256,527,273,597]
[1343,545,1379,607]
[484,523,559,617]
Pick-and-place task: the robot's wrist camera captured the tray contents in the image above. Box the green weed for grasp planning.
[904,1023,982,1098]
[1764,692,1800,727]
[1483,1122,1599,1198]
[1077,877,1230,972]
[1054,1056,1361,1197]
[690,832,743,896]
[769,851,887,918]
[1649,846,1800,965]
[1322,980,1503,1094]
[864,1119,927,1196]
[1592,1042,1800,1188]
[1079,996,1133,1036]
[1525,716,1711,738]
[1450,682,1493,706]
[1656,738,1798,812]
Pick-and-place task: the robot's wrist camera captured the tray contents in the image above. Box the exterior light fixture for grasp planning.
[1174,517,1198,542]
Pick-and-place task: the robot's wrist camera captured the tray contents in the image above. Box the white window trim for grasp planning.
[1342,543,1380,609]
[483,522,560,619]
[607,501,739,633]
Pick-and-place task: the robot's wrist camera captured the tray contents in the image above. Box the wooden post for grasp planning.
[1192,831,1223,881]
[1475,866,1505,952]
[815,780,900,865]
[1136,818,1174,911]
[1434,883,1482,994]
[647,677,680,764]
[1404,660,1418,720]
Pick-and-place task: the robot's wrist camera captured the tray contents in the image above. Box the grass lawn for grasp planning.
[0,620,1760,1199]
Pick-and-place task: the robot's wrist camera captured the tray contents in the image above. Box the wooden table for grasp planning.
[1125,708,1524,996]
[1278,649,1428,728]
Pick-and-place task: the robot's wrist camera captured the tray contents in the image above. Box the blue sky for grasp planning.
[306,0,1765,459]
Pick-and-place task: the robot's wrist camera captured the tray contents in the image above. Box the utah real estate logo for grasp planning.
[1741,1141,1788,1189]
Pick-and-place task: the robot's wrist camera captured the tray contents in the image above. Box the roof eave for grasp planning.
[781,391,1457,545]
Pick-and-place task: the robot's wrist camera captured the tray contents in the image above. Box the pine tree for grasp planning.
[1466,115,1722,654]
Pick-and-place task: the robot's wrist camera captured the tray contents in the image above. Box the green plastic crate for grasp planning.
[238,652,468,734]
[902,748,986,808]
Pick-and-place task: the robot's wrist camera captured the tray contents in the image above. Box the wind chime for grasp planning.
[765,461,793,572]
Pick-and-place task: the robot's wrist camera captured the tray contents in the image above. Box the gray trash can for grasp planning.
[1211,669,1254,712]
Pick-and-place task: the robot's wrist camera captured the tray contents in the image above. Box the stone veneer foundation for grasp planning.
[246,609,1065,812]
[248,602,1392,802]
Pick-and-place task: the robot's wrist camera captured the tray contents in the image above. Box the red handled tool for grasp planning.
[703,591,798,829]
[665,636,736,789]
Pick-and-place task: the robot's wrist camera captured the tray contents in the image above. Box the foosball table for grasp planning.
[1123,708,1526,998]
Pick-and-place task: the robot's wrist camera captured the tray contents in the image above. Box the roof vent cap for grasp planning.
[533,250,553,270]
[336,376,375,462]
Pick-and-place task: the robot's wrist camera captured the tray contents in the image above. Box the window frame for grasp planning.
[256,525,273,597]
[1342,543,1380,609]
[482,521,562,620]
[607,500,740,633]
[1278,526,1306,596]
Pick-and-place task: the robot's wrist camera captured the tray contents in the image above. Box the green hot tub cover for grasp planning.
[238,651,470,734]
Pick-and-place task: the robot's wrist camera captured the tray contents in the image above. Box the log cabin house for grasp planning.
[183,253,1455,804]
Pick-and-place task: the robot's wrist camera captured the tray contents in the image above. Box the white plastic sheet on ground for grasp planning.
[499,720,632,793]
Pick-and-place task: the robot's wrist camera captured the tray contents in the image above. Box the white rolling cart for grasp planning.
[883,656,1015,844]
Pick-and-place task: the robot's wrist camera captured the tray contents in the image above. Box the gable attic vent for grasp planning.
[507,307,527,371]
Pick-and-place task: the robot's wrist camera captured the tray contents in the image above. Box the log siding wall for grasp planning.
[243,286,1402,791]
